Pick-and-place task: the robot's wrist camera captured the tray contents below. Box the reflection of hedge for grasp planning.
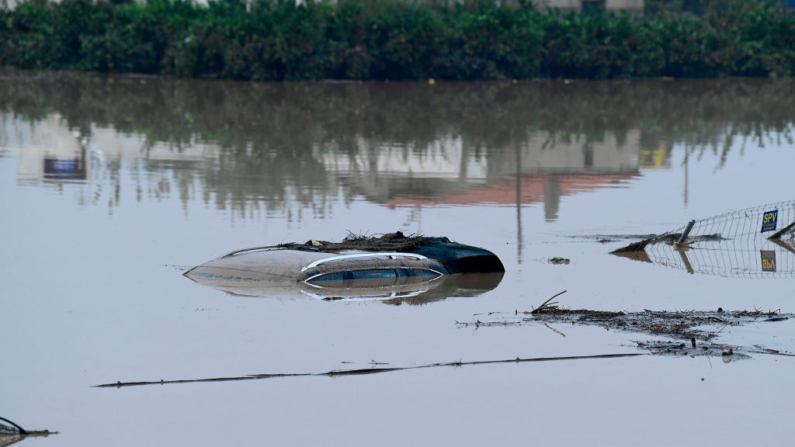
[1,0,794,80]
[2,73,793,155]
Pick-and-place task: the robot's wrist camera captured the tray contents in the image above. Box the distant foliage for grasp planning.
[1,0,794,80]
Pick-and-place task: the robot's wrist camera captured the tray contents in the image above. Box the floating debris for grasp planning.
[531,290,566,314]
[456,293,793,359]
[95,352,641,389]
[548,257,570,265]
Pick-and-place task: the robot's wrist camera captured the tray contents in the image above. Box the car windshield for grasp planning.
[307,268,439,284]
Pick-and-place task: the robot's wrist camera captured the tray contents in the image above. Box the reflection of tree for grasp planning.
[1,74,794,217]
[4,75,794,153]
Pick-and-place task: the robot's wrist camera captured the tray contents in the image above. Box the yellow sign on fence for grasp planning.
[761,210,778,233]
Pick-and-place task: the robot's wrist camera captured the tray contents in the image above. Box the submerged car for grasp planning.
[184,232,504,302]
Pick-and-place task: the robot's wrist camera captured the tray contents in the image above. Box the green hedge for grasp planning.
[1,0,794,80]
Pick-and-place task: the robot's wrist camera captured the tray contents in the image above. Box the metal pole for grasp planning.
[678,249,695,274]
[678,220,695,244]
[516,143,522,265]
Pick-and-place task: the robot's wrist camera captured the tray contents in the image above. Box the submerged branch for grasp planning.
[95,353,642,389]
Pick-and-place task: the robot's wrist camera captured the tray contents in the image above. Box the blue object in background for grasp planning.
[761,210,778,233]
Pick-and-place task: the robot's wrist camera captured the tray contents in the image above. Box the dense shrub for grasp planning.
[1,0,793,80]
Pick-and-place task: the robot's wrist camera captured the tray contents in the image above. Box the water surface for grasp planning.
[2,73,795,446]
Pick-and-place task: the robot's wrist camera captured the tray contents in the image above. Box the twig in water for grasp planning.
[532,290,567,315]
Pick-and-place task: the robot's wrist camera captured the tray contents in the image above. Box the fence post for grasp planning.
[677,220,695,244]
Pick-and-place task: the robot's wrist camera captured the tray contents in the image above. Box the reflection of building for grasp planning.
[1,113,229,214]
[386,174,634,217]
[2,113,220,186]
[489,131,639,176]
[2,114,88,184]
[1,112,339,218]
[4,112,645,223]
[317,130,641,222]
[638,138,673,170]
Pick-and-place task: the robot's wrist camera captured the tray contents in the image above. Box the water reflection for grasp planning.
[0,435,24,447]
[187,270,504,305]
[2,114,88,184]
[321,131,639,214]
[614,239,795,279]
[2,73,793,222]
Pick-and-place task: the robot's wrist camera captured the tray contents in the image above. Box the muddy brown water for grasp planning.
[2,73,795,446]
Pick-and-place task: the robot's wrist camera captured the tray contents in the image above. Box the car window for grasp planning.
[308,268,438,283]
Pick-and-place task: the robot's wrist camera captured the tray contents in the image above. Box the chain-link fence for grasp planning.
[613,200,795,278]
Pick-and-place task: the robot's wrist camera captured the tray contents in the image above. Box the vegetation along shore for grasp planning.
[1,0,794,80]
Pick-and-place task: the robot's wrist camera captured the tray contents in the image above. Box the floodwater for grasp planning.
[2,73,795,446]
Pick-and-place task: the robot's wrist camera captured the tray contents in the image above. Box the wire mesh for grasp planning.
[614,200,795,278]
[675,200,795,244]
